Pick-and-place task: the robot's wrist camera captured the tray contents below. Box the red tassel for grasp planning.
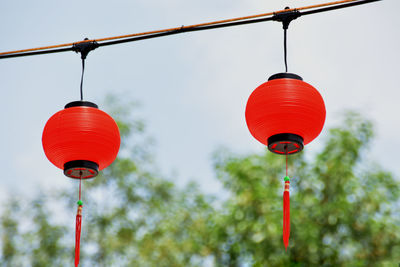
[283,177,290,251]
[75,204,83,267]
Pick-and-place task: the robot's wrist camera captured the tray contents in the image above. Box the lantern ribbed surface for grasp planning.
[245,74,326,146]
[42,104,120,172]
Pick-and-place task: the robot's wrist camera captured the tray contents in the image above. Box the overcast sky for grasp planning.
[0,0,398,200]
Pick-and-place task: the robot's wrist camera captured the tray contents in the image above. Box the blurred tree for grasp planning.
[27,198,69,267]
[0,98,398,267]
[1,199,21,267]
[212,112,400,266]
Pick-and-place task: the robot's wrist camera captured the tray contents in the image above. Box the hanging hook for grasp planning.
[272,7,301,30]
[72,38,99,59]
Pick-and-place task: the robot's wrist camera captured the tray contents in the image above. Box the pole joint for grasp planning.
[273,7,301,29]
[72,38,99,59]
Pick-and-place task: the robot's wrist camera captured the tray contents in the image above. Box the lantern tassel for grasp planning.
[283,176,290,251]
[75,175,83,267]
[75,202,83,267]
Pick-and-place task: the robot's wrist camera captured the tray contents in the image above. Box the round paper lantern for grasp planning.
[42,101,120,179]
[245,73,326,154]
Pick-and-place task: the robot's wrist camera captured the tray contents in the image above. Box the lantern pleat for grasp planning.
[42,106,120,171]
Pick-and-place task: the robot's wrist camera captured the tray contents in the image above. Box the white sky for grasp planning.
[0,0,399,199]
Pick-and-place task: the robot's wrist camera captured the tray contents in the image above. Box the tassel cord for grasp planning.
[75,173,83,267]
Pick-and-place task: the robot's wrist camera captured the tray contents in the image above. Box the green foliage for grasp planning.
[1,101,399,267]
[28,199,69,267]
[210,112,399,266]
[1,199,20,267]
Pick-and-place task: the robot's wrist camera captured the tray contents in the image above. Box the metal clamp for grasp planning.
[273,7,301,29]
[72,38,99,59]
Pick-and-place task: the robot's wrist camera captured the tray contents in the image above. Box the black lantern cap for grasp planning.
[65,101,98,109]
[268,133,304,155]
[268,73,303,81]
[64,160,99,179]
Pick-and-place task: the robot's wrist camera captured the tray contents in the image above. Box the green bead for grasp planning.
[284,176,290,182]
[77,200,83,206]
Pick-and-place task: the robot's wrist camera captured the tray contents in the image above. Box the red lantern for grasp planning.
[245,73,326,154]
[42,100,121,266]
[42,101,120,179]
[245,73,326,250]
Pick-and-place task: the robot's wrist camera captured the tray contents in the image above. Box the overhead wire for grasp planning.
[0,0,381,59]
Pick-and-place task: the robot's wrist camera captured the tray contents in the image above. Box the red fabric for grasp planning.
[245,78,326,145]
[42,106,120,171]
[283,181,290,251]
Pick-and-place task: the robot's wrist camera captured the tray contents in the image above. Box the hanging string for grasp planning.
[283,145,291,251]
[284,28,288,72]
[75,172,83,267]
[80,59,85,101]
[286,145,288,177]
[79,174,82,201]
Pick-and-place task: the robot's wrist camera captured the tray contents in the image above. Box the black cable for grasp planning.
[98,16,276,47]
[0,47,72,59]
[80,58,85,100]
[284,28,288,73]
[301,0,381,16]
[0,0,382,60]
[0,17,275,59]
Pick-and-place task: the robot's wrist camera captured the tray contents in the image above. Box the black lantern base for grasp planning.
[64,160,99,179]
[268,133,304,155]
